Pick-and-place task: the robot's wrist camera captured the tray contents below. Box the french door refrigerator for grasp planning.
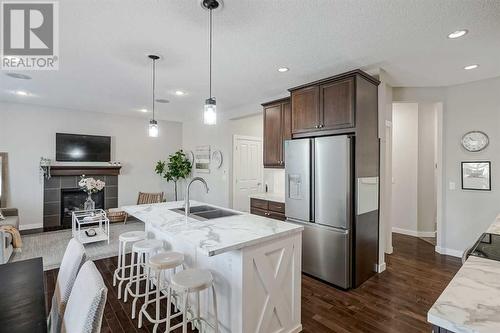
[285,135,353,289]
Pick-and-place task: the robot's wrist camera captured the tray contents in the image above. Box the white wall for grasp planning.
[182,113,263,208]
[392,103,419,234]
[394,75,500,256]
[0,102,182,228]
[418,103,438,233]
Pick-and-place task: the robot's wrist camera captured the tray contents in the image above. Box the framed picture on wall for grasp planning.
[461,161,491,191]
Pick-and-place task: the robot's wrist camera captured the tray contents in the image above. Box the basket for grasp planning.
[106,209,128,223]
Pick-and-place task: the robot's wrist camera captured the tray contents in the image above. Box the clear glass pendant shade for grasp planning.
[148,119,159,137]
[204,98,217,125]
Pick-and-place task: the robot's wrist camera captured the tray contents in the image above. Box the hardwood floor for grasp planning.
[302,233,461,333]
[44,233,461,333]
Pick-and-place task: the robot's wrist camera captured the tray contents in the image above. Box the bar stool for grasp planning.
[138,251,184,333]
[124,239,164,319]
[169,268,219,333]
[113,230,146,299]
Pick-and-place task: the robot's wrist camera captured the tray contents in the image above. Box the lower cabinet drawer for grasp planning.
[268,211,286,221]
[268,201,285,213]
[250,198,268,210]
[250,207,268,218]
[251,208,286,221]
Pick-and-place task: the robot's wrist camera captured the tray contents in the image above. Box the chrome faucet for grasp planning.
[185,177,209,218]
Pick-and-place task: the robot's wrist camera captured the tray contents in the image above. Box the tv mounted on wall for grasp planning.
[56,133,111,162]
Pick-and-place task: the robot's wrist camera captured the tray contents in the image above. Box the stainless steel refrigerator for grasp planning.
[285,135,353,289]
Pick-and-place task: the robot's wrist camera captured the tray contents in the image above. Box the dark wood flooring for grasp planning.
[44,233,461,333]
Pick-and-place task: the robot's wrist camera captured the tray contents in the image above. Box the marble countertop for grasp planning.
[428,214,500,332]
[249,192,285,203]
[486,215,500,235]
[122,201,302,257]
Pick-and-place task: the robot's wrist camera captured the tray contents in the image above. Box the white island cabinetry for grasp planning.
[123,201,303,333]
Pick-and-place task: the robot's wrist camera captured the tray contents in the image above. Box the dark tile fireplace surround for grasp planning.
[43,175,118,230]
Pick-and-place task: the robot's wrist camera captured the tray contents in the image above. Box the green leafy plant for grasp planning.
[155,150,192,201]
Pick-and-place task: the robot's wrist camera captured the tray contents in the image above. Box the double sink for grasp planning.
[170,205,240,221]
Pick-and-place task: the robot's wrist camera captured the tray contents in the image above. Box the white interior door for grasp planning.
[233,135,263,212]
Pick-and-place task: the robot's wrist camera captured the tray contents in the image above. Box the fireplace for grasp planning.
[43,167,120,232]
[60,188,105,227]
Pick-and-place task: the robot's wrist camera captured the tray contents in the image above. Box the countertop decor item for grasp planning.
[461,131,489,152]
[155,150,192,201]
[78,175,106,211]
[461,161,491,191]
[39,157,52,179]
[211,150,223,169]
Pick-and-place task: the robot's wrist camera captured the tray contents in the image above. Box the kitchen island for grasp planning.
[428,215,500,333]
[123,201,303,333]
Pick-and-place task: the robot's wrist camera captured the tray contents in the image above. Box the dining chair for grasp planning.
[61,261,108,333]
[48,238,86,333]
[137,191,164,205]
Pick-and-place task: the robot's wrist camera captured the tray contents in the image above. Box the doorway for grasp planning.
[232,135,263,212]
[391,102,443,248]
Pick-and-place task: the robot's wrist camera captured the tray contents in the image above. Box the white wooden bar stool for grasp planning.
[169,268,219,333]
[124,239,163,319]
[113,231,146,299]
[138,251,184,333]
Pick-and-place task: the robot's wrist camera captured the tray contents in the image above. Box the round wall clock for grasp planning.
[461,131,489,152]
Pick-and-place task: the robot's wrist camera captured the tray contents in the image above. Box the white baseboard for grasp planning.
[376,262,386,273]
[392,227,436,238]
[435,246,463,258]
[19,223,43,231]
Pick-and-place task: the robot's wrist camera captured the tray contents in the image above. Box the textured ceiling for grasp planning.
[1,0,500,121]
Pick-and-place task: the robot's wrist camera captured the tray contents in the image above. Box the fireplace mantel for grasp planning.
[50,165,121,176]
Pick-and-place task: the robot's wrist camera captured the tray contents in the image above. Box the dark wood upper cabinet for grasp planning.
[289,70,378,137]
[263,104,282,167]
[320,77,355,130]
[290,86,319,134]
[262,98,291,168]
[282,101,292,141]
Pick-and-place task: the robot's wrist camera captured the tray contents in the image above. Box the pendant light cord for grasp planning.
[152,58,156,121]
[209,8,212,99]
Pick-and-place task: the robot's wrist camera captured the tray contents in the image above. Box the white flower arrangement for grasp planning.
[79,175,105,194]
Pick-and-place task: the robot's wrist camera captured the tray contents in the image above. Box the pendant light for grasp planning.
[202,0,219,125]
[148,54,160,137]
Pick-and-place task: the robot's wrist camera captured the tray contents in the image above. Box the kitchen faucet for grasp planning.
[185,177,209,218]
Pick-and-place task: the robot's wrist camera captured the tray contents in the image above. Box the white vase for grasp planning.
[84,193,95,211]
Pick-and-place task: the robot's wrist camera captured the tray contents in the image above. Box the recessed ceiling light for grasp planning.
[15,90,29,96]
[155,98,170,104]
[447,30,468,39]
[277,67,289,72]
[174,90,185,96]
[138,108,148,113]
[464,64,479,70]
[6,73,32,80]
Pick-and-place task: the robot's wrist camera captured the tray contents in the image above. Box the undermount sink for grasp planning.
[174,205,217,214]
[170,205,240,220]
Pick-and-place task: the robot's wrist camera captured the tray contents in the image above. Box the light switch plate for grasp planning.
[449,182,456,190]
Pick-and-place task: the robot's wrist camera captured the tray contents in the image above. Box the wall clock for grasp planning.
[461,131,489,152]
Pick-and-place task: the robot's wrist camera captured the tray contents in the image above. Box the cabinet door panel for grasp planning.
[291,86,319,133]
[281,101,291,166]
[250,207,268,218]
[320,77,355,130]
[263,104,283,167]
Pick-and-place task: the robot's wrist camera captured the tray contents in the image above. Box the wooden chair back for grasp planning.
[136,192,164,205]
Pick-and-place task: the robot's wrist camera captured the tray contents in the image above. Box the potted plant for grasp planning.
[155,150,192,201]
[78,175,105,211]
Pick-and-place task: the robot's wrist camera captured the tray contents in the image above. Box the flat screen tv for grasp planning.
[56,133,111,162]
